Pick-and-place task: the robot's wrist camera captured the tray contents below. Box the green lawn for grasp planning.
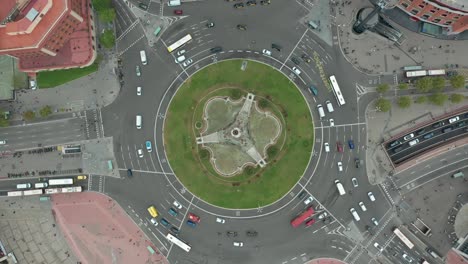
[164,60,314,208]
[37,62,98,88]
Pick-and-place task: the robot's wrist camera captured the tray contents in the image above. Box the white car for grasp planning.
[262,49,272,56]
[374,242,383,252]
[337,161,343,172]
[137,86,142,96]
[318,212,328,219]
[324,142,330,152]
[216,217,226,224]
[233,241,243,247]
[329,119,335,127]
[304,196,314,205]
[368,192,376,202]
[150,218,159,226]
[182,59,193,67]
[0,140,6,145]
[30,80,37,90]
[403,133,414,141]
[292,67,301,75]
[402,253,413,262]
[177,49,186,56]
[409,138,419,146]
[352,178,358,187]
[448,116,459,124]
[137,149,144,158]
[175,55,186,63]
[371,217,378,226]
[358,201,367,211]
[173,200,183,209]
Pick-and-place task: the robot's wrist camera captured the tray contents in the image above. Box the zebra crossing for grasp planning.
[356,83,376,96]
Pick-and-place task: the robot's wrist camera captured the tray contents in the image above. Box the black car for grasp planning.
[416,128,426,135]
[298,190,307,199]
[423,132,434,139]
[354,158,361,168]
[236,24,247,30]
[301,54,311,63]
[442,126,453,133]
[170,226,180,235]
[227,231,238,237]
[246,230,258,237]
[432,121,444,128]
[260,0,270,5]
[291,57,300,65]
[127,169,133,177]
[246,0,257,6]
[233,3,244,8]
[206,22,215,28]
[210,46,222,53]
[456,121,466,128]
[271,43,282,52]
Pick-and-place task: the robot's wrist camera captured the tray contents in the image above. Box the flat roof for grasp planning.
[436,0,468,12]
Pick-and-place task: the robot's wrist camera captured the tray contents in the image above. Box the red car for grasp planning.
[188,212,200,223]
[174,10,183,15]
[305,218,316,226]
[336,141,343,152]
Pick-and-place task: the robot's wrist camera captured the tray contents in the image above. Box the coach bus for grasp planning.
[48,178,74,186]
[166,233,191,252]
[393,227,414,249]
[329,75,345,106]
[167,34,192,53]
[291,207,315,228]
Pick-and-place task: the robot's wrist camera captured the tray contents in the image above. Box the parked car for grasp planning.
[301,54,311,63]
[174,10,183,15]
[233,3,244,8]
[292,67,301,75]
[233,241,244,247]
[318,212,328,219]
[423,132,434,139]
[262,49,272,56]
[236,24,247,30]
[416,128,426,135]
[432,121,444,128]
[368,192,376,201]
[271,43,282,52]
[402,253,413,262]
[305,218,316,226]
[246,0,257,6]
[336,142,343,152]
[137,86,142,96]
[298,190,307,199]
[348,140,354,149]
[145,141,152,152]
[136,65,141,76]
[309,85,318,96]
[160,218,170,227]
[374,242,383,252]
[210,46,222,53]
[442,126,453,133]
[168,207,178,217]
[150,218,159,226]
[354,158,361,168]
[216,217,226,224]
[260,0,270,4]
[389,140,401,148]
[206,22,215,28]
[186,220,197,227]
[448,116,460,124]
[359,202,367,211]
[137,149,143,158]
[170,226,180,235]
[337,162,343,172]
[291,57,300,65]
[403,133,414,141]
[329,119,335,127]
[77,175,87,180]
[246,230,258,237]
[371,217,379,226]
[408,138,419,146]
[182,59,193,67]
[176,49,186,56]
[324,142,330,152]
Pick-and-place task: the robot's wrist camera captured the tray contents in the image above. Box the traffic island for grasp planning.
[164,60,314,208]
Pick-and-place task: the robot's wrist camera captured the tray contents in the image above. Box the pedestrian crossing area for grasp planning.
[356,83,376,96]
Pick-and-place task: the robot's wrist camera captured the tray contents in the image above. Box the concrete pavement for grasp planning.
[334,0,468,75]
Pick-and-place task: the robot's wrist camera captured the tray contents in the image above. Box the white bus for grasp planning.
[140,50,147,65]
[48,178,74,186]
[393,227,414,249]
[7,191,23,197]
[167,34,192,53]
[61,186,82,193]
[329,75,345,106]
[166,233,191,252]
[23,189,44,196]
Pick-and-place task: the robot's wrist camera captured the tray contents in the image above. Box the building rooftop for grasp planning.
[436,0,468,12]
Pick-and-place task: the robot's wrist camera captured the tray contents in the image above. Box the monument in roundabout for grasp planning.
[196,93,282,176]
[163,60,314,208]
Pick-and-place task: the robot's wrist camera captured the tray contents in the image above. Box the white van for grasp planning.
[334,180,346,196]
[34,182,48,188]
[167,0,181,6]
[325,100,334,113]
[136,115,142,129]
[17,183,31,189]
[140,50,147,65]
[350,208,361,221]
[175,55,186,63]
[317,104,325,118]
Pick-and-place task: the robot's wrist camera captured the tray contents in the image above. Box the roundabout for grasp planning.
[164,60,314,208]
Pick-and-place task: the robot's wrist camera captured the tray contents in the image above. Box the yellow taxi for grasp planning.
[77,175,87,180]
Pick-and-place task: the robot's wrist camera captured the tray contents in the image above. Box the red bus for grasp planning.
[291,207,315,228]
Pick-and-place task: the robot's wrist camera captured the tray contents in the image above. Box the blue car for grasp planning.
[348,140,355,149]
[309,85,318,96]
[145,140,152,152]
[186,220,197,228]
[168,207,178,217]
[160,218,170,228]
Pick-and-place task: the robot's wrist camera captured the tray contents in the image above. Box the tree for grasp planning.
[415,77,432,92]
[376,84,389,94]
[23,110,35,121]
[397,96,411,109]
[449,93,465,103]
[414,96,427,104]
[0,118,8,127]
[428,93,448,106]
[398,83,408,90]
[39,105,52,117]
[450,75,465,89]
[99,29,115,49]
[375,98,391,112]
[99,8,116,23]
[432,77,445,92]
[92,0,112,12]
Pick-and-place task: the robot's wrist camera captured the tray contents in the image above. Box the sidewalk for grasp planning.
[52,192,168,264]
[334,0,468,75]
[306,258,347,264]
[0,57,120,122]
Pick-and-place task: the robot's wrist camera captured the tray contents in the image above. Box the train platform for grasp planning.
[52,191,168,264]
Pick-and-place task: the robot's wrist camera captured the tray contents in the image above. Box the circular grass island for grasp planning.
[164,60,314,209]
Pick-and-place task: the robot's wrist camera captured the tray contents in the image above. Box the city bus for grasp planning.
[406,70,427,78]
[48,178,74,186]
[393,227,414,249]
[290,207,315,228]
[153,26,162,37]
[403,66,423,71]
[23,189,44,196]
[167,34,192,53]
[166,233,191,252]
[329,75,346,106]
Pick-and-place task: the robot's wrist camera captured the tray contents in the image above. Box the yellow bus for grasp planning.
[147,206,158,218]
